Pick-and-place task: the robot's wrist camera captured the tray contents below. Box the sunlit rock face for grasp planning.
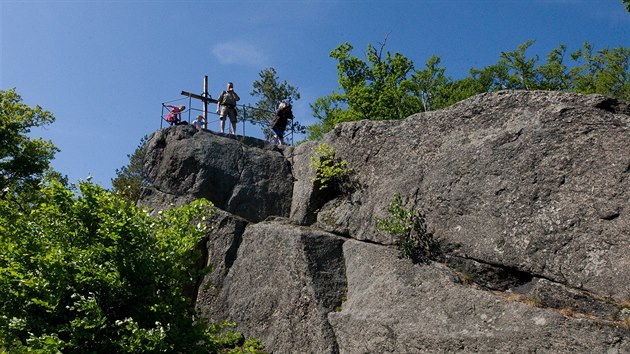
[142,91,630,353]
[142,126,293,222]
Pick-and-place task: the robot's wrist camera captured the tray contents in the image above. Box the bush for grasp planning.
[376,193,438,263]
[0,179,264,353]
[309,143,352,190]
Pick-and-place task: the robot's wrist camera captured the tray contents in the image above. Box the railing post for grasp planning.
[203,76,209,129]
[188,97,192,123]
[242,106,246,137]
[161,104,164,129]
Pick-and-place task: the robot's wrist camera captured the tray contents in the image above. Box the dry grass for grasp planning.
[485,285,630,329]
[492,291,541,307]
[558,307,576,317]
[523,296,542,308]
[456,271,472,285]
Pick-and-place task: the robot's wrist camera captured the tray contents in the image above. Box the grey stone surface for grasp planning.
[140,91,630,353]
[195,209,249,312]
[328,240,629,354]
[201,220,347,354]
[289,140,342,226]
[310,90,630,301]
[143,125,293,222]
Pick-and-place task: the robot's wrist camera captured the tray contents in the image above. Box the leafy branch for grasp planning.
[377,193,438,263]
[309,143,352,190]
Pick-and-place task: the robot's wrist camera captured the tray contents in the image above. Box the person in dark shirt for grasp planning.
[270,102,293,146]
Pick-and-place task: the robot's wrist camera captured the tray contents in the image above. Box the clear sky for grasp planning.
[2,0,629,188]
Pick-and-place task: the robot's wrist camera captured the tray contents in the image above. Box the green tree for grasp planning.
[0,179,264,352]
[307,95,345,140]
[536,44,571,91]
[408,55,451,112]
[309,143,352,190]
[243,67,304,143]
[376,193,437,264]
[0,88,58,197]
[334,41,420,120]
[570,42,630,99]
[112,135,151,204]
[308,41,424,139]
[497,39,540,90]
[308,40,629,140]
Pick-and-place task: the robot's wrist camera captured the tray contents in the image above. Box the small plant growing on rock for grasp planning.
[309,143,352,190]
[377,193,438,263]
[455,271,472,285]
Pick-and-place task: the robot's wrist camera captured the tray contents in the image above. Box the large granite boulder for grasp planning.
[198,220,347,354]
[194,209,249,307]
[329,240,629,353]
[142,125,293,222]
[140,91,630,353]
[298,91,630,301]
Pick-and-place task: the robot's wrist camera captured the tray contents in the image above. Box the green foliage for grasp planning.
[0,179,261,353]
[307,41,425,139]
[407,55,451,112]
[307,95,345,141]
[112,135,151,204]
[205,321,266,353]
[376,193,437,263]
[0,88,59,197]
[309,143,352,190]
[308,40,630,140]
[243,67,304,143]
[570,43,630,98]
[492,40,630,97]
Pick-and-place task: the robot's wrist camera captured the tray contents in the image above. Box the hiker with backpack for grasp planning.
[270,102,293,146]
[165,105,186,126]
[216,82,240,134]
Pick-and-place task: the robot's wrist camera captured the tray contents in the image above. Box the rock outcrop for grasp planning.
[141,91,630,353]
[142,127,293,222]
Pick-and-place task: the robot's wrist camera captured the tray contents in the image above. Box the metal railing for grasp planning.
[160,99,297,145]
[160,97,248,136]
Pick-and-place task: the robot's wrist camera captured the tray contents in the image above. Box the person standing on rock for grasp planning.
[216,82,240,135]
[270,102,294,146]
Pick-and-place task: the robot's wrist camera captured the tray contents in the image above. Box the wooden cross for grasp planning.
[181,76,218,129]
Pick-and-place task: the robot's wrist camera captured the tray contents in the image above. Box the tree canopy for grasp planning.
[0,179,265,352]
[307,40,630,140]
[0,89,58,197]
[0,93,265,353]
[111,135,151,204]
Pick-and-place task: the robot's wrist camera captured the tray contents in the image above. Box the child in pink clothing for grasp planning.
[165,105,185,126]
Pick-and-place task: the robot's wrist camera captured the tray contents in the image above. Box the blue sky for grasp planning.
[2,0,628,188]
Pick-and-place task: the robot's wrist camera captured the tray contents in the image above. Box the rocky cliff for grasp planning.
[140,91,630,353]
